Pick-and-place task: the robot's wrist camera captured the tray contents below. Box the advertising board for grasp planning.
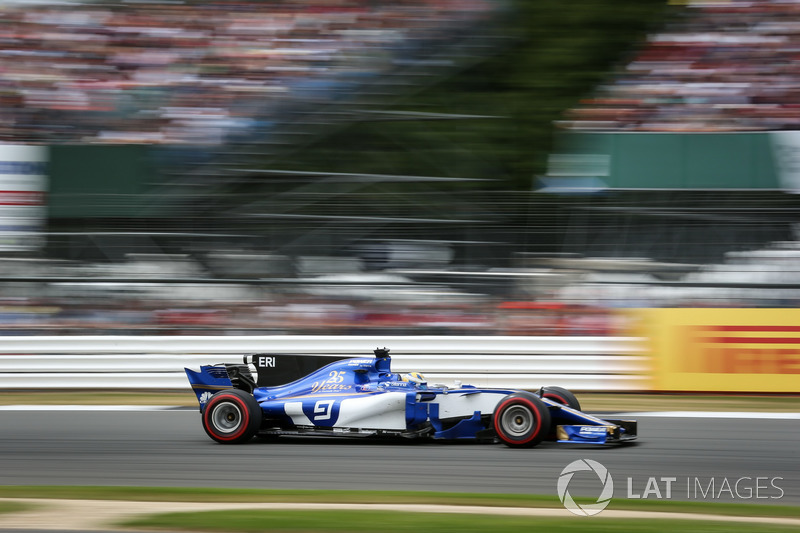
[642,308,800,392]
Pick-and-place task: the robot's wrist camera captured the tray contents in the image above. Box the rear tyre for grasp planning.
[202,389,261,444]
[540,386,581,411]
[492,392,551,448]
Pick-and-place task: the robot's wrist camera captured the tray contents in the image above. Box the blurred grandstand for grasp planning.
[2,0,800,336]
[1,0,499,143]
[559,0,800,132]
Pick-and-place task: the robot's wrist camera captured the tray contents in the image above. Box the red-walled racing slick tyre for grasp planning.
[492,392,551,448]
[202,389,261,444]
[540,385,581,411]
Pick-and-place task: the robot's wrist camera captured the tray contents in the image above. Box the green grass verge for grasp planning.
[121,510,799,533]
[0,501,31,515]
[3,391,800,412]
[1,487,799,519]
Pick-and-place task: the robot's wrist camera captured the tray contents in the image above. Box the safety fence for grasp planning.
[0,335,647,392]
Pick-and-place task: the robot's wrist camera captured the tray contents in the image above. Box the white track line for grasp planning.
[616,411,800,419]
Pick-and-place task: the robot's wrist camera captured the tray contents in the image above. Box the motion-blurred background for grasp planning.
[2,0,800,337]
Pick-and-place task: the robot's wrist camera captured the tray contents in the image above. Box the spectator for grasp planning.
[0,0,494,145]
[560,0,800,132]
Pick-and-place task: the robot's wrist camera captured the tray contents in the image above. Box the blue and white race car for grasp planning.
[185,348,637,448]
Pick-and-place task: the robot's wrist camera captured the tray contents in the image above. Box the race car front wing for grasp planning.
[556,419,637,444]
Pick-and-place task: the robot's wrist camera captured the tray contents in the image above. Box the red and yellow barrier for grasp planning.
[638,308,800,393]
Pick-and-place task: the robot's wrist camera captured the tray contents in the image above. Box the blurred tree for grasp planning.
[266,0,672,191]
[148,0,677,264]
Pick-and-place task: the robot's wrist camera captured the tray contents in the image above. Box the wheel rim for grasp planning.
[500,405,533,437]
[211,401,243,434]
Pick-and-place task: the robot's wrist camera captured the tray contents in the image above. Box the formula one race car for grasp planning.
[185,348,637,448]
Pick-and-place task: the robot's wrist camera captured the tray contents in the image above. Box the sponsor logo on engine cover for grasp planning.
[256,356,276,368]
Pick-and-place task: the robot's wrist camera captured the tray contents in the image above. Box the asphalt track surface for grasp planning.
[0,409,798,505]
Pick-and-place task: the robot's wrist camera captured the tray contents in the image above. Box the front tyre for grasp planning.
[540,386,581,411]
[202,389,261,444]
[492,392,551,448]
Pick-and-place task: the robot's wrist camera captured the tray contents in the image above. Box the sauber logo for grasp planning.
[680,325,800,374]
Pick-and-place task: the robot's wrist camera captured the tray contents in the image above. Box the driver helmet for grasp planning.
[401,372,427,389]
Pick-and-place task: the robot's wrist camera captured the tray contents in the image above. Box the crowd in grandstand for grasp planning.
[0,0,491,145]
[0,296,623,336]
[560,0,800,132]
